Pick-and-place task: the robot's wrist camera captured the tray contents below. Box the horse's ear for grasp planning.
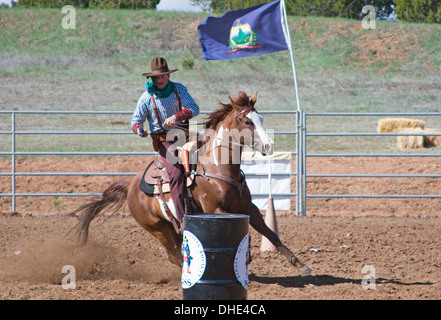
[250,91,258,107]
[228,95,238,110]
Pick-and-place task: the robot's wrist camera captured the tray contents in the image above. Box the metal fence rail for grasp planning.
[295,111,441,215]
[0,110,298,212]
[2,110,441,215]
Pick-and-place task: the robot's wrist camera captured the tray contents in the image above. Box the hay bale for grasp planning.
[377,118,425,133]
[423,129,441,147]
[397,128,424,149]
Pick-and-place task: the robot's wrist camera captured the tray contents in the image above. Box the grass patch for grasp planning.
[1,8,441,154]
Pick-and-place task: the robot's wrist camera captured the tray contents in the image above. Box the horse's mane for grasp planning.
[204,91,251,130]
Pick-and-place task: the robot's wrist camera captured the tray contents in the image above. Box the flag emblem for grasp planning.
[198,0,288,60]
[228,21,260,53]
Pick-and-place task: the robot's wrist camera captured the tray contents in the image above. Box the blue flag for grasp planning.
[198,0,289,60]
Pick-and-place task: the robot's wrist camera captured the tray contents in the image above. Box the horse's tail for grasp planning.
[68,180,130,245]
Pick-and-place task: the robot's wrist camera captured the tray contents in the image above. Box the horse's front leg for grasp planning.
[247,203,311,276]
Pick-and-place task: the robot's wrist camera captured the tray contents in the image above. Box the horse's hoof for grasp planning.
[300,266,311,277]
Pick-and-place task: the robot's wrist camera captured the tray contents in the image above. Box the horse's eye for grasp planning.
[244,120,252,125]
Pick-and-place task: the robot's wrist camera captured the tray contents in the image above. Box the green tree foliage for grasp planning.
[209,0,268,12]
[14,0,85,7]
[193,0,394,20]
[14,0,160,9]
[328,0,395,19]
[88,0,160,9]
[395,0,441,23]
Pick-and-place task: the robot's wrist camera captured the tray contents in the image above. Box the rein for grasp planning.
[173,124,255,150]
[195,164,246,198]
[174,104,257,150]
[173,106,258,196]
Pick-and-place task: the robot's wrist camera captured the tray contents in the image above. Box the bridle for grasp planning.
[177,106,259,198]
[235,106,258,151]
[173,106,259,151]
[235,106,256,119]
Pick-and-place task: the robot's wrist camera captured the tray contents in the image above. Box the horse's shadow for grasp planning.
[249,273,433,288]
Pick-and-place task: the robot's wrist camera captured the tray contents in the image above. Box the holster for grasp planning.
[150,133,167,152]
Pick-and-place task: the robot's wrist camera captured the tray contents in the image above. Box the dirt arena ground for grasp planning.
[1,156,441,300]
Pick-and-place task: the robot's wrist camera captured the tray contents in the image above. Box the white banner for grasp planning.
[241,151,291,211]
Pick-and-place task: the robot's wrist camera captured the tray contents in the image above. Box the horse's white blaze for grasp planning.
[247,111,274,155]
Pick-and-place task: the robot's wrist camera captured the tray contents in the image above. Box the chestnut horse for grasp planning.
[69,91,311,276]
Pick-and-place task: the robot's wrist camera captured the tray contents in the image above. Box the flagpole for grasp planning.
[280,0,301,111]
[280,0,305,215]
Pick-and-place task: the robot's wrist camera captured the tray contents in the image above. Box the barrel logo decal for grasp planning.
[181,230,207,289]
[234,233,250,289]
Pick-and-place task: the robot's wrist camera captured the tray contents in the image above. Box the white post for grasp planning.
[280,0,301,112]
[267,156,272,198]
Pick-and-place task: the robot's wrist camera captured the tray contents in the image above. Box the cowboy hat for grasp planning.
[142,57,178,77]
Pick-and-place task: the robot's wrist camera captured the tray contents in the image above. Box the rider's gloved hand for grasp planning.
[138,127,148,137]
[163,115,177,129]
[132,123,148,137]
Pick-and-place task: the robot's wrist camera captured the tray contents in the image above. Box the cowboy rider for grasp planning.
[131,57,200,223]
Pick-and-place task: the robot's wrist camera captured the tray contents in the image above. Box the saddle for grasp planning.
[139,143,198,234]
[139,153,195,196]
